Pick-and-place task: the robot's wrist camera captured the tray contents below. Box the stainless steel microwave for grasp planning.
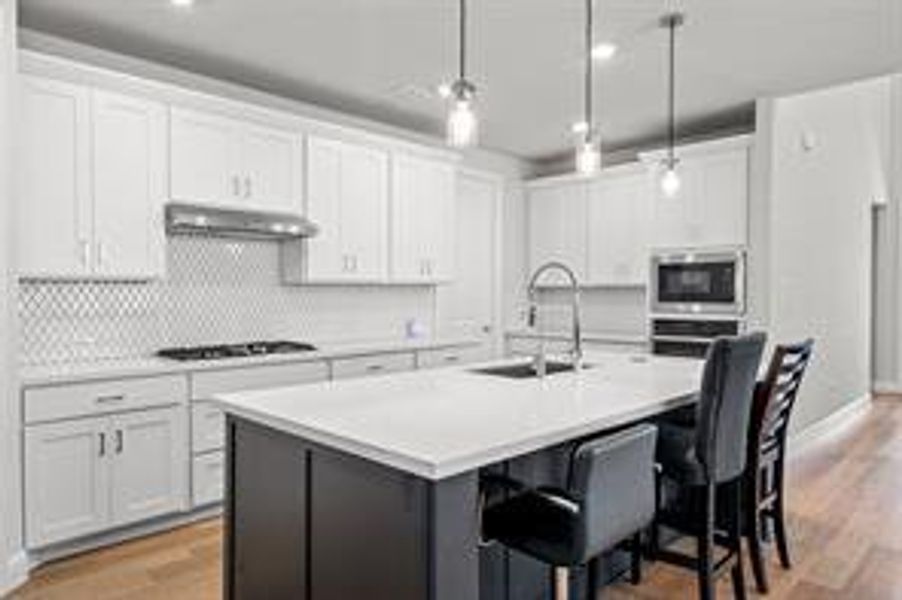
[650,249,746,316]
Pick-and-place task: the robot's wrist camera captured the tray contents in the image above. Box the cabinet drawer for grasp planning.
[192,402,225,454]
[24,375,188,424]
[330,352,416,380]
[417,345,486,369]
[192,451,224,507]
[191,361,329,400]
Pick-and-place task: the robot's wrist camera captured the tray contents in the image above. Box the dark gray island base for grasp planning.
[224,415,642,600]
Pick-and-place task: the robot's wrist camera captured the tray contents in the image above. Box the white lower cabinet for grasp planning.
[25,405,188,548]
[416,345,487,369]
[24,417,110,548]
[330,352,416,380]
[192,451,225,507]
[109,407,188,527]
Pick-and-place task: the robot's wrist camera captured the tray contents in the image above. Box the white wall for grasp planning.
[754,77,892,432]
[0,0,22,594]
[873,75,902,391]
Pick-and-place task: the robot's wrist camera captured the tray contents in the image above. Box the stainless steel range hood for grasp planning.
[165,203,319,240]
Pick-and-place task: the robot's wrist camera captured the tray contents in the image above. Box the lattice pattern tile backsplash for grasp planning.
[19,237,434,366]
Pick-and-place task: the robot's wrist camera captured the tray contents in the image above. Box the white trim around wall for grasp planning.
[872,381,902,395]
[1,550,29,597]
[788,393,873,459]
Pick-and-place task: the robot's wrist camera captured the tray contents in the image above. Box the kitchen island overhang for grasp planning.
[216,353,703,599]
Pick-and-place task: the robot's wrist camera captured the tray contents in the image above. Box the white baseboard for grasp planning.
[11,505,222,587]
[789,393,872,458]
[0,549,30,598]
[872,381,902,395]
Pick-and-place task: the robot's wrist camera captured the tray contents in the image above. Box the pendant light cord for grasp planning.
[585,0,593,142]
[459,0,467,82]
[667,15,677,166]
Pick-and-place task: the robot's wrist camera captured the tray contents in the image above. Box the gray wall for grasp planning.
[0,0,20,594]
[872,76,902,391]
[752,77,893,432]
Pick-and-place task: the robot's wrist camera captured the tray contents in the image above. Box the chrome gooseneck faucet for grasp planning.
[526,261,583,376]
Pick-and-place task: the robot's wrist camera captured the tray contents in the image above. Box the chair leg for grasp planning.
[697,482,716,600]
[631,532,643,585]
[648,465,662,561]
[552,566,570,600]
[586,558,599,600]
[773,460,792,569]
[745,470,769,594]
[730,479,747,600]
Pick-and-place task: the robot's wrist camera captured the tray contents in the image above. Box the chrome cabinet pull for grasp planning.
[115,430,124,454]
[98,432,106,457]
[95,241,105,268]
[79,239,91,268]
[244,177,252,199]
[95,394,125,405]
[366,364,385,373]
[231,175,241,197]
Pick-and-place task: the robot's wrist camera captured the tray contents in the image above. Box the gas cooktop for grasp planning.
[156,341,317,362]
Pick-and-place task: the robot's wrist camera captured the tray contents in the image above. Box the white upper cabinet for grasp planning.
[92,90,166,279]
[643,137,750,249]
[169,108,237,206]
[169,107,302,213]
[18,76,91,277]
[17,76,166,279]
[239,123,303,213]
[290,136,389,283]
[587,166,653,286]
[527,180,588,286]
[390,154,456,283]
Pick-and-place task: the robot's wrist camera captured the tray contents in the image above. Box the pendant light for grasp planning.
[660,12,684,197]
[575,0,601,175]
[446,0,478,147]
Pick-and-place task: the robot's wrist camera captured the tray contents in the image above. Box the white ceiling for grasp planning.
[19,0,902,161]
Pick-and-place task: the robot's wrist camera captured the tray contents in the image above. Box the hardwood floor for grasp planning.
[11,396,902,599]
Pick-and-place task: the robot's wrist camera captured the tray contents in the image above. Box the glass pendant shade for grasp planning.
[660,163,681,198]
[575,138,601,176]
[447,93,478,148]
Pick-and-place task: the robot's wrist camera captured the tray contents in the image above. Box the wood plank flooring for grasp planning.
[11,396,902,599]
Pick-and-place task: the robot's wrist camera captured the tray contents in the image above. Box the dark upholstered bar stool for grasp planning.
[653,332,767,600]
[745,339,814,593]
[482,424,658,600]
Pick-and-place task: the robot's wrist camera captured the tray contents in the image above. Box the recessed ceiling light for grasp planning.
[170,0,195,8]
[571,121,589,135]
[591,42,618,61]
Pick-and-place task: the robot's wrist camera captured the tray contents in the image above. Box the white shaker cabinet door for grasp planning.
[240,123,302,214]
[390,154,456,283]
[340,143,389,282]
[109,407,188,527]
[527,181,588,286]
[25,417,110,548]
[170,107,240,206]
[587,167,652,286]
[92,90,167,279]
[17,76,92,278]
[304,137,389,282]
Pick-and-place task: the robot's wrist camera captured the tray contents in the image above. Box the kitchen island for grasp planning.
[215,352,703,600]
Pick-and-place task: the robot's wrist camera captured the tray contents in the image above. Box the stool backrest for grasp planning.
[568,423,658,561]
[695,332,767,483]
[750,339,814,465]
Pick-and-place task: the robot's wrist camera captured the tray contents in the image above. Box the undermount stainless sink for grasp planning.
[471,361,591,379]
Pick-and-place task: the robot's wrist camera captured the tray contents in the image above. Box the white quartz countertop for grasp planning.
[20,337,480,387]
[215,352,703,481]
